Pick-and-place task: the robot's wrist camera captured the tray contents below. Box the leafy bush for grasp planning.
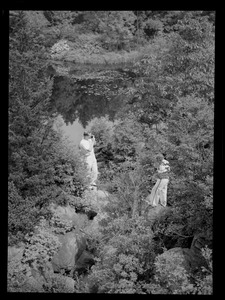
[8,248,31,292]
[193,246,212,295]
[145,245,213,295]
[22,218,61,270]
[8,181,40,245]
[8,217,61,292]
[87,253,145,293]
[42,274,75,293]
[153,250,195,294]
[85,215,157,293]
[49,211,75,234]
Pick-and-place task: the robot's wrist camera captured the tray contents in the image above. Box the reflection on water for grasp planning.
[54,115,84,148]
[50,75,124,128]
[50,64,131,147]
[62,118,84,148]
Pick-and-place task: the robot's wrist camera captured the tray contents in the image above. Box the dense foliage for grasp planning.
[8,11,89,245]
[8,10,214,294]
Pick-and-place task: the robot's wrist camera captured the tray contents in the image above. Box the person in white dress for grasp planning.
[79,131,98,189]
[146,154,170,207]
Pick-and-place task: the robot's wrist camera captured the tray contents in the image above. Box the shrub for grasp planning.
[7,248,31,292]
[153,250,195,294]
[21,217,61,271]
[150,245,213,295]
[85,215,156,293]
[193,246,212,295]
[8,181,40,245]
[8,217,61,292]
[42,274,75,293]
[50,39,70,59]
[49,211,75,234]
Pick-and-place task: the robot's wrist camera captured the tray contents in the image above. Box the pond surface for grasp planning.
[50,71,127,147]
[60,117,84,148]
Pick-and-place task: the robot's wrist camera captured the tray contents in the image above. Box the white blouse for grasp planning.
[158,159,170,173]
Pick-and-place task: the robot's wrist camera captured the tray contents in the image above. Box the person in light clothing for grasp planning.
[79,131,98,189]
[146,154,170,207]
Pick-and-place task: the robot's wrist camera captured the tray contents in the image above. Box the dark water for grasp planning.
[51,76,125,125]
[50,68,128,146]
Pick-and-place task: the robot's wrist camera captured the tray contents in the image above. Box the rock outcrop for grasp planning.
[74,250,95,274]
[50,189,110,274]
[157,231,212,274]
[82,189,110,237]
[190,231,212,257]
[51,230,86,273]
[8,189,111,292]
[146,205,171,223]
[162,247,202,273]
[144,205,212,274]
[8,243,25,262]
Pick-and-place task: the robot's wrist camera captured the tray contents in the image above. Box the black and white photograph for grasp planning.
[8,10,214,294]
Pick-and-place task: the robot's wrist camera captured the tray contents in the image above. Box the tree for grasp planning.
[9,10,54,193]
[8,11,88,244]
[161,12,214,102]
[115,12,214,130]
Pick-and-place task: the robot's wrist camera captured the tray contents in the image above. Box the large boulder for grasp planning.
[74,250,95,274]
[51,230,86,273]
[147,205,171,224]
[8,243,25,262]
[96,190,110,199]
[162,246,207,273]
[82,190,111,237]
[63,276,75,292]
[190,232,212,257]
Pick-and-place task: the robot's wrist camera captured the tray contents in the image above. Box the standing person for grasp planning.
[79,131,98,189]
[146,154,170,207]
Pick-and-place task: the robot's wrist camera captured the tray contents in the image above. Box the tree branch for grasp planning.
[167,231,194,239]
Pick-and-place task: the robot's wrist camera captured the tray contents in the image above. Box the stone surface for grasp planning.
[82,189,110,222]
[63,276,75,292]
[51,231,86,273]
[96,190,110,199]
[147,205,171,223]
[49,194,109,274]
[190,232,212,256]
[49,203,80,227]
[163,246,207,273]
[8,244,25,262]
[74,250,95,274]
[22,275,45,292]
